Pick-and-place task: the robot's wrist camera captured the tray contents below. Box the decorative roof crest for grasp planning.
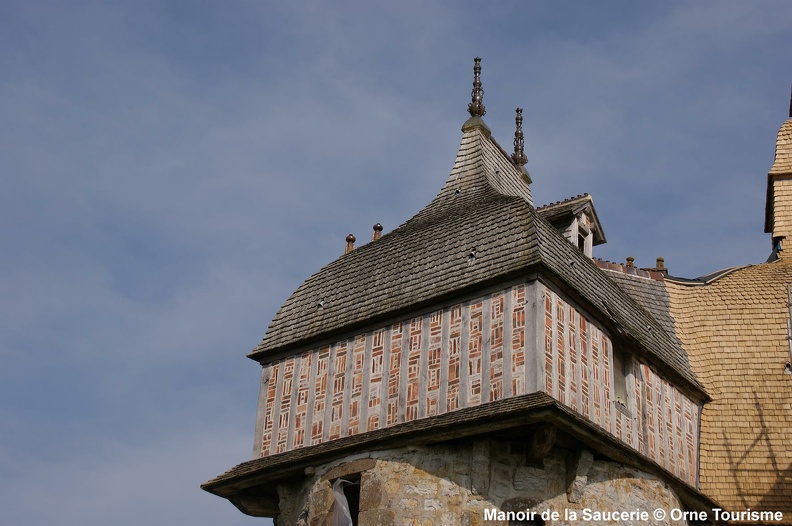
[511,108,528,166]
[467,57,486,117]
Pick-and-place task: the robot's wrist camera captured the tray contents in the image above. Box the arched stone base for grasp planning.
[274,439,685,526]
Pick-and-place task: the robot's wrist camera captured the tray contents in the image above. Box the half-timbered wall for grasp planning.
[256,281,699,487]
[257,283,533,458]
[543,289,699,486]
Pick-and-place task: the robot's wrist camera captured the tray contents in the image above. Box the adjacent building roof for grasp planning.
[250,115,705,401]
[769,117,792,176]
[596,94,792,519]
[664,260,792,515]
[596,258,792,516]
[764,100,792,233]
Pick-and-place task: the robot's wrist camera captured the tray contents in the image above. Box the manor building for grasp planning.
[202,60,792,525]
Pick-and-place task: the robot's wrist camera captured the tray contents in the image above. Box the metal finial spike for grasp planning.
[467,57,486,117]
[511,108,528,166]
[788,83,792,118]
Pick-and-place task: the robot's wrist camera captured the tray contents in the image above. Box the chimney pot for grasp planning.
[372,223,383,241]
[656,257,665,269]
[626,256,634,268]
[345,234,356,254]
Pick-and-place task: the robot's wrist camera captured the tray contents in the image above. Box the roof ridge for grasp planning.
[253,120,536,357]
[404,119,532,228]
[664,264,754,286]
[532,217,704,397]
[536,193,591,211]
[594,258,665,281]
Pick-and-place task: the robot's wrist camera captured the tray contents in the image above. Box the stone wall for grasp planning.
[274,440,685,526]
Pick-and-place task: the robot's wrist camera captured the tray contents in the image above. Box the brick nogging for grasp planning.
[258,282,698,488]
[543,289,698,486]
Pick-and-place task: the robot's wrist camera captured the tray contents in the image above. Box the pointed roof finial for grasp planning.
[788,83,791,118]
[511,108,528,166]
[467,57,486,117]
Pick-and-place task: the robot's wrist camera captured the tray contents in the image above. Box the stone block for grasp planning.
[429,458,451,477]
[470,459,490,495]
[462,510,482,526]
[424,498,442,511]
[453,459,471,475]
[322,458,376,481]
[276,481,303,521]
[451,471,471,491]
[513,466,547,494]
[491,440,510,462]
[489,464,512,499]
[308,484,334,517]
[405,480,436,496]
[358,509,395,526]
[439,477,466,506]
[359,472,382,511]
[398,497,418,508]
[566,449,593,503]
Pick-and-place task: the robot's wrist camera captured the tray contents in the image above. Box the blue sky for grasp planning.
[0,2,789,525]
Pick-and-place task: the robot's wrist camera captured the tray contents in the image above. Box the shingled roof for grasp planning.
[665,259,792,516]
[250,115,704,398]
[769,114,792,176]
[252,117,535,357]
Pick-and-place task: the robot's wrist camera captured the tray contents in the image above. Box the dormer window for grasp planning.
[576,220,592,257]
[536,194,606,259]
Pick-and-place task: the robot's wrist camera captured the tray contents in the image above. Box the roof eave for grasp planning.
[201,391,720,517]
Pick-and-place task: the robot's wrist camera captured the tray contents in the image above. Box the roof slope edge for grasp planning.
[253,122,534,357]
[533,217,704,396]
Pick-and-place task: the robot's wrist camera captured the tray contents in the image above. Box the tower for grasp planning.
[765,85,792,257]
[202,59,718,525]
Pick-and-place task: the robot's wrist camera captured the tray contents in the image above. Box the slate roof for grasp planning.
[599,269,681,347]
[250,116,704,398]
